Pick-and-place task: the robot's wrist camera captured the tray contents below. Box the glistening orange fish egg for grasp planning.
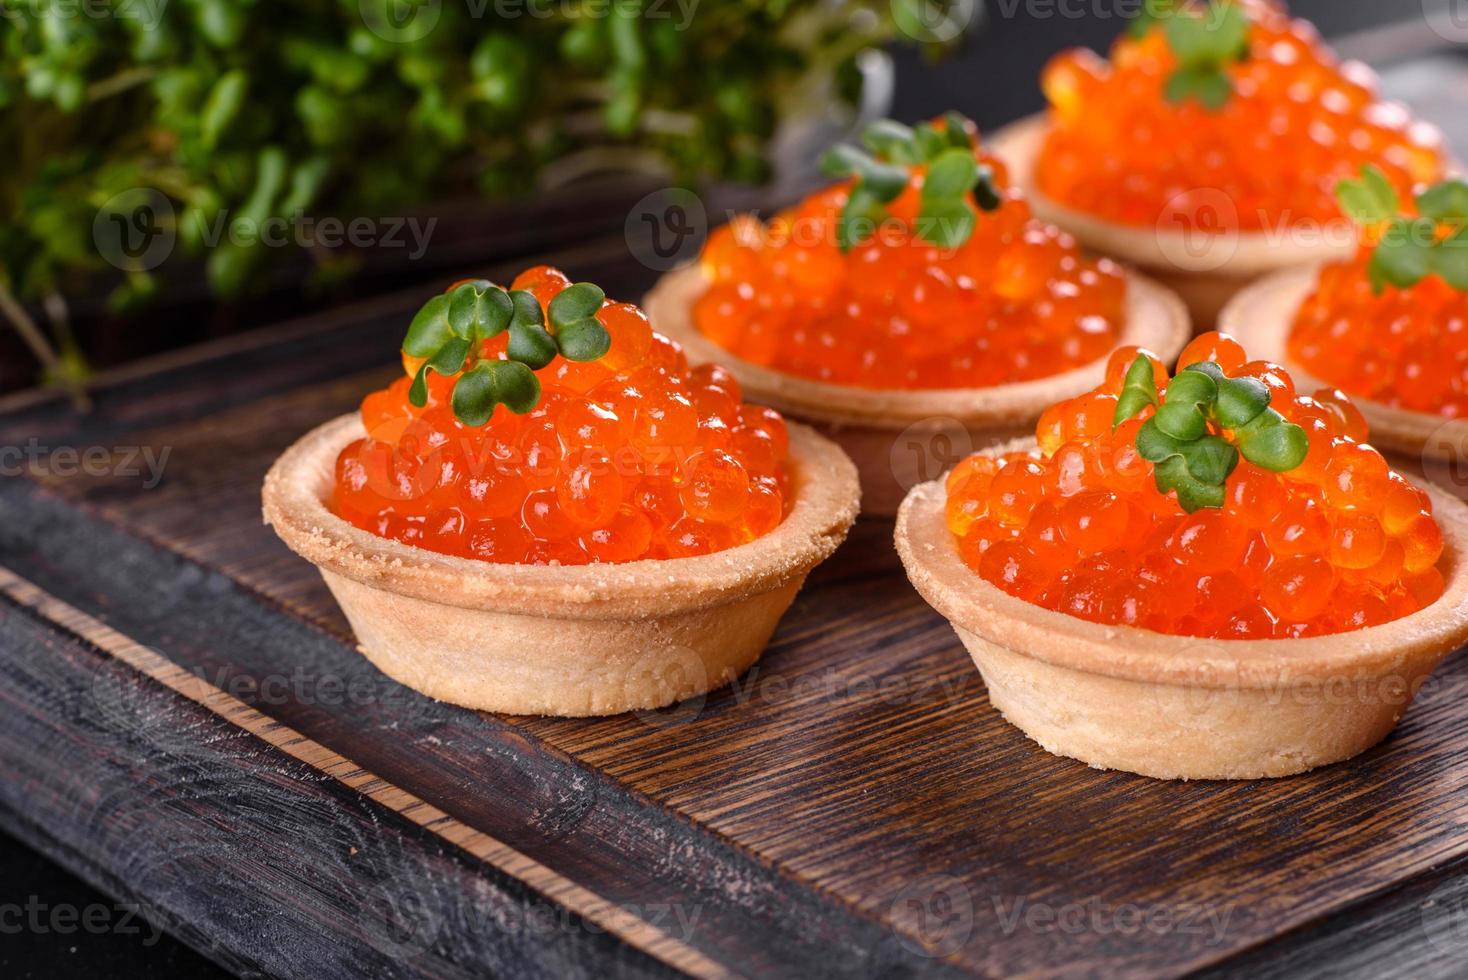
[1035,0,1445,231]
[945,332,1444,639]
[695,136,1126,389]
[333,266,792,565]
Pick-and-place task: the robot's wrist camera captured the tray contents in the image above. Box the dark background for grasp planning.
[1,1,1455,976]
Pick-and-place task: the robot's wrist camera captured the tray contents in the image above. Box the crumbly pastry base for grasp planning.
[894,438,1468,780]
[1222,264,1466,463]
[988,114,1357,329]
[643,263,1189,516]
[262,414,860,717]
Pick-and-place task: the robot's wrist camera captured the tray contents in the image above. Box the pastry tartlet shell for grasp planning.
[895,439,1468,780]
[989,114,1357,327]
[262,414,860,717]
[1221,263,1467,464]
[644,262,1189,516]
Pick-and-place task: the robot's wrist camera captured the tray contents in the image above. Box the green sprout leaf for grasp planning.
[1211,375,1271,429]
[1153,368,1217,441]
[922,148,980,201]
[837,187,886,252]
[508,320,558,370]
[1161,2,1250,112]
[448,280,512,340]
[1435,228,1468,291]
[973,164,1004,212]
[1132,358,1306,512]
[407,336,471,407]
[452,360,541,425]
[556,317,612,361]
[1129,0,1177,38]
[1233,409,1309,471]
[1113,355,1159,427]
[1336,164,1400,224]
[547,282,606,327]
[1416,178,1468,222]
[1164,67,1232,111]
[862,120,919,163]
[1371,217,1437,292]
[915,198,976,249]
[403,293,454,357]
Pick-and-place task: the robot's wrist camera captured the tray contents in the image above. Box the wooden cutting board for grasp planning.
[4,243,1468,979]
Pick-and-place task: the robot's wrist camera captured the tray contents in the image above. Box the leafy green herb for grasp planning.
[821,112,1002,253]
[1113,355,1159,426]
[1117,356,1308,512]
[1136,1,1251,111]
[1336,167,1468,294]
[405,279,610,422]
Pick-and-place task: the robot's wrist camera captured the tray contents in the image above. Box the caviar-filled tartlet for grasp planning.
[991,0,1449,325]
[645,112,1190,515]
[263,268,859,717]
[1224,171,1468,458]
[896,331,1468,779]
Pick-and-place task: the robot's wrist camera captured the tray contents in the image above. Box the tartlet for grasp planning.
[1220,264,1451,459]
[264,412,857,716]
[895,331,1468,779]
[645,113,1191,516]
[896,459,1468,780]
[989,0,1447,326]
[263,269,859,716]
[1223,170,1468,462]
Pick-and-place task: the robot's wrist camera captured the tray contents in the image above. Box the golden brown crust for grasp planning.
[894,439,1468,778]
[261,413,860,716]
[1221,264,1464,459]
[263,413,859,618]
[644,263,1190,430]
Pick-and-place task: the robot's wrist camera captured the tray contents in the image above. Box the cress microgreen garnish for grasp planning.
[1335,165,1468,294]
[1130,0,1251,111]
[1114,356,1308,512]
[402,279,611,424]
[819,112,1003,252]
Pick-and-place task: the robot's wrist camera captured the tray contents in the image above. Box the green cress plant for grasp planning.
[0,0,967,400]
[1336,165,1468,294]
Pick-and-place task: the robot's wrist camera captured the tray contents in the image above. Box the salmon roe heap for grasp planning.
[944,331,1446,639]
[1290,238,1468,417]
[694,124,1126,389]
[331,267,793,565]
[1036,0,1446,230]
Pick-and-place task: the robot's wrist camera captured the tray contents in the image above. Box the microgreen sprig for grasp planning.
[1114,356,1308,512]
[1336,165,1468,294]
[402,279,610,424]
[1130,1,1251,111]
[820,112,1003,252]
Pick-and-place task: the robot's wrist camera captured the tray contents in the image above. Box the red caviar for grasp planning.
[1036,0,1445,230]
[695,142,1125,388]
[332,267,792,564]
[1289,243,1468,416]
[945,331,1444,639]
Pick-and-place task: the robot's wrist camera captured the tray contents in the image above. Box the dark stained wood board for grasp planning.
[7,248,1468,979]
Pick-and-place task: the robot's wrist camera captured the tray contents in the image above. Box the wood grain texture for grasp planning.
[8,258,1468,977]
